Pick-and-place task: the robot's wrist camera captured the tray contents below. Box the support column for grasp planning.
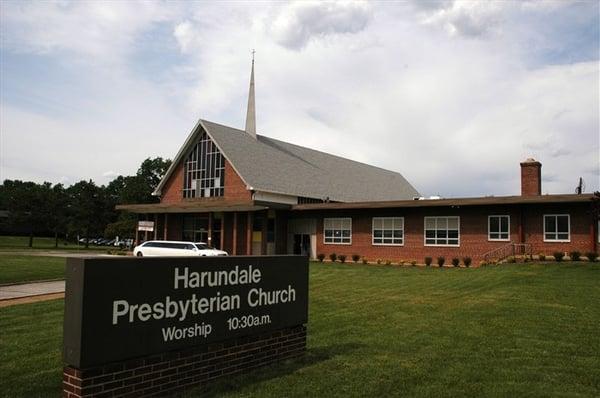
[220,214,225,251]
[163,214,168,240]
[134,214,140,247]
[246,212,253,255]
[153,214,158,240]
[233,212,238,255]
[208,213,213,246]
[261,210,268,255]
[143,214,149,242]
[592,220,597,253]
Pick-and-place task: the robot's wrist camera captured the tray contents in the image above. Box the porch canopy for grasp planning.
[116,200,271,214]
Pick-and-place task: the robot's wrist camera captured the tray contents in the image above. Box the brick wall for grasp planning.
[224,161,251,201]
[160,163,185,204]
[306,203,596,264]
[63,325,306,398]
[520,160,542,196]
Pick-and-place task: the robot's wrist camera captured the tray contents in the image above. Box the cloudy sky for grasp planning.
[1,0,598,197]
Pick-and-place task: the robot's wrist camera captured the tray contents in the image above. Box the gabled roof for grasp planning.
[155,119,420,203]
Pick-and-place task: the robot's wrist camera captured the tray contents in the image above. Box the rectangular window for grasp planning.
[544,214,570,242]
[488,215,510,241]
[372,217,404,245]
[424,216,460,246]
[324,218,352,244]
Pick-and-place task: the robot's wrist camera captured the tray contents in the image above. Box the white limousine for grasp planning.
[133,241,228,257]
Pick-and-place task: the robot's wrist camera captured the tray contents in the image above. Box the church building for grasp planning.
[117,59,599,262]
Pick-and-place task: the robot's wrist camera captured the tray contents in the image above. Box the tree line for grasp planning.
[0,158,171,247]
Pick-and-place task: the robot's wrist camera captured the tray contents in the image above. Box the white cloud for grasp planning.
[102,171,119,178]
[271,0,373,50]
[1,0,598,197]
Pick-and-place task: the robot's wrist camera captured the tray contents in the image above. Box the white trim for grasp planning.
[323,217,352,245]
[543,214,571,243]
[423,216,460,247]
[488,215,510,242]
[372,217,404,246]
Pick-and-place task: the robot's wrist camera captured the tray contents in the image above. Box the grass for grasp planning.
[0,255,65,284]
[0,299,64,398]
[0,235,106,251]
[1,262,600,397]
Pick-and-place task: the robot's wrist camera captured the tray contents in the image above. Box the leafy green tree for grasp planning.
[67,180,106,248]
[3,180,46,246]
[45,184,68,247]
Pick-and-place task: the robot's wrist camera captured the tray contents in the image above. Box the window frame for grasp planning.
[423,216,460,247]
[323,217,352,245]
[488,215,510,242]
[372,217,405,246]
[543,214,570,243]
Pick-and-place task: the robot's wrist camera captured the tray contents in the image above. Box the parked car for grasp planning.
[133,241,228,257]
[114,238,134,248]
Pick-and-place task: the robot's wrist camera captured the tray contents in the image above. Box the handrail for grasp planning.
[483,242,532,262]
[483,242,514,262]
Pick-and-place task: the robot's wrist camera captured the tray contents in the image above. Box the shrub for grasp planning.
[425,256,432,266]
[317,253,325,262]
[451,258,460,267]
[553,252,565,262]
[352,254,361,263]
[362,257,368,264]
[376,258,382,265]
[463,257,472,267]
[538,253,546,261]
[329,253,337,262]
[570,251,581,261]
[437,256,445,267]
[339,254,347,263]
[410,260,417,266]
[586,252,598,262]
[506,256,516,263]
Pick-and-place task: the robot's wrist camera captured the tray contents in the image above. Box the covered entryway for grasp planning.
[287,218,317,259]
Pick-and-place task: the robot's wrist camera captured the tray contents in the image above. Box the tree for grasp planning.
[67,180,107,248]
[46,184,68,247]
[3,180,46,246]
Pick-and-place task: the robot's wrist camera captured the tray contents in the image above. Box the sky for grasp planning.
[1,0,598,197]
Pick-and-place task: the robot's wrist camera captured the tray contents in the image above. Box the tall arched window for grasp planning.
[183,132,225,198]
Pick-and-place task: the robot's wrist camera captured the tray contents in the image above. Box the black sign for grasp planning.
[63,256,308,368]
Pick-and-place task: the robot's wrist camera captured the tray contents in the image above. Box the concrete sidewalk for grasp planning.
[0,280,65,300]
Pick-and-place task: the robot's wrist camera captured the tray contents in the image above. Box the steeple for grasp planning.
[245,50,256,138]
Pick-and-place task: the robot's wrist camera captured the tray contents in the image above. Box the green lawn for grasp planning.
[0,235,106,251]
[0,255,65,284]
[1,263,599,397]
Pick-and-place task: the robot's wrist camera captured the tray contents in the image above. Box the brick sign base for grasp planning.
[63,325,306,398]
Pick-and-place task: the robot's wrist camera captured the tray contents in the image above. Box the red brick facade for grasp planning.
[520,159,542,196]
[309,203,596,263]
[63,325,306,398]
[224,161,251,201]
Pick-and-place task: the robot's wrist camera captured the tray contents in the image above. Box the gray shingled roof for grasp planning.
[155,119,420,203]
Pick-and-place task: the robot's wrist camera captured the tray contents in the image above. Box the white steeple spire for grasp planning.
[245,50,256,138]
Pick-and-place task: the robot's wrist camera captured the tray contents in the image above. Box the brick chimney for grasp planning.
[520,158,542,196]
